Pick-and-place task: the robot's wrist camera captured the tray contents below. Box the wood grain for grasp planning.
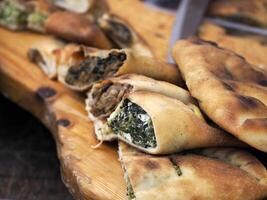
[0,1,175,199]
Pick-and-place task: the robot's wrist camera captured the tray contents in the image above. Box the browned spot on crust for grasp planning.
[242,118,267,130]
[36,87,57,99]
[144,160,160,170]
[57,119,71,127]
[154,32,164,39]
[258,80,267,87]
[222,82,235,91]
[158,23,165,29]
[236,95,261,108]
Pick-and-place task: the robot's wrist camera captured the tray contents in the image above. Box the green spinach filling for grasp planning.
[108,99,157,148]
[65,51,126,87]
[0,0,29,28]
[126,172,135,200]
[27,11,47,32]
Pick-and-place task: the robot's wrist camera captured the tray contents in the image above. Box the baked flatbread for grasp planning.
[173,38,267,153]
[208,0,267,27]
[199,22,267,73]
[29,44,182,91]
[119,141,267,200]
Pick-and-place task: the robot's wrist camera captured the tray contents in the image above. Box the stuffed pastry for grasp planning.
[29,44,182,91]
[86,74,200,138]
[98,14,153,56]
[119,142,267,200]
[88,87,243,154]
[173,38,267,153]
[0,0,112,49]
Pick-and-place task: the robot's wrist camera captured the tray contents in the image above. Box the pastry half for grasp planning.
[173,38,267,153]
[119,142,267,200]
[29,45,182,91]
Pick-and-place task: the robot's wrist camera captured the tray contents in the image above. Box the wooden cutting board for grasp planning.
[0,1,175,199]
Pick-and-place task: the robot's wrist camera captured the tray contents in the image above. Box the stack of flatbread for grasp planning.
[9,0,266,199]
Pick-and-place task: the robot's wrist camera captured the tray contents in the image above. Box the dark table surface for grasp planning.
[0,94,73,200]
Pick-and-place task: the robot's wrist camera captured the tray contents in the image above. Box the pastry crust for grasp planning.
[173,38,267,153]
[199,22,267,74]
[98,13,153,57]
[44,11,112,49]
[119,142,267,200]
[208,0,267,27]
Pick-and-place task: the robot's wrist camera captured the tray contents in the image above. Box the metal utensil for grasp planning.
[168,0,210,62]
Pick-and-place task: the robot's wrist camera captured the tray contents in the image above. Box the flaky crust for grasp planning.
[119,142,267,200]
[173,38,267,153]
[208,0,267,27]
[45,11,112,49]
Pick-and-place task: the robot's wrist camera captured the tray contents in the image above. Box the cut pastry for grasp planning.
[119,141,267,200]
[86,75,244,154]
[29,45,182,91]
[0,0,112,49]
[173,38,267,153]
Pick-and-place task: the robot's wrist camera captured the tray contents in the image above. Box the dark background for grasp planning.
[0,94,73,200]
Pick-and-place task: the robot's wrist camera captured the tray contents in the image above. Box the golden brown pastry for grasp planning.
[119,142,267,200]
[199,22,267,73]
[29,44,182,91]
[0,0,112,49]
[208,0,267,27]
[173,38,267,153]
[98,13,153,56]
[44,11,112,49]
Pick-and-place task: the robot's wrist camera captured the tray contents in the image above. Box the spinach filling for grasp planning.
[27,11,47,32]
[169,157,182,176]
[126,172,136,200]
[104,19,133,47]
[108,99,157,148]
[65,51,126,87]
[0,0,29,28]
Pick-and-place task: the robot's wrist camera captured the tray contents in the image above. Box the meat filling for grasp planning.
[89,82,133,118]
[65,51,127,87]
